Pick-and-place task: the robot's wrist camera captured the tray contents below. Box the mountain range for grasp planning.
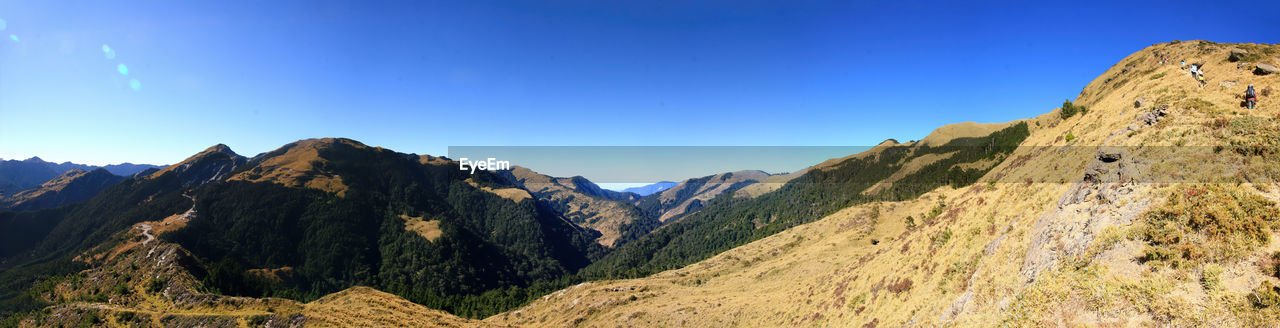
[2,40,1280,327]
[0,157,163,212]
[0,157,161,194]
[622,182,678,196]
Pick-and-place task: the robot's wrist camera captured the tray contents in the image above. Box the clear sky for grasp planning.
[2,1,1278,174]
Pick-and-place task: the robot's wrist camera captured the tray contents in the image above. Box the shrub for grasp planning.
[111,283,130,296]
[1181,98,1216,113]
[1064,132,1076,142]
[905,216,916,229]
[1140,185,1280,268]
[926,199,947,221]
[1261,252,1280,278]
[1060,100,1088,119]
[1251,281,1280,308]
[1221,116,1280,156]
[931,229,953,247]
[1201,264,1222,291]
[940,255,980,293]
[1229,51,1264,63]
[247,315,270,326]
[887,278,913,294]
[116,311,136,323]
[147,278,167,294]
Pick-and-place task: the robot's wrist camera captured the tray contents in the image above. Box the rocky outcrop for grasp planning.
[1020,106,1168,283]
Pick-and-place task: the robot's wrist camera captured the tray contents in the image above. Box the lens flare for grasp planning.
[117,63,129,75]
[102,44,116,59]
[0,19,7,31]
[129,79,141,91]
[9,34,16,42]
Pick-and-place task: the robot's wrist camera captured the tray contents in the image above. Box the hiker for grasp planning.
[1190,65,1206,87]
[1181,60,1186,68]
[1246,84,1258,109]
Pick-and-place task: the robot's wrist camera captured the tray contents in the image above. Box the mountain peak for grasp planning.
[148,143,247,186]
[226,137,369,196]
[281,138,369,153]
[202,144,236,156]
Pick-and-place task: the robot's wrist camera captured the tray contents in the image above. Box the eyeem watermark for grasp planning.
[459,157,510,174]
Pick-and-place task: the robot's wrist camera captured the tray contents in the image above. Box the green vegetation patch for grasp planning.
[1140,185,1280,268]
[1060,100,1088,119]
[1218,116,1280,156]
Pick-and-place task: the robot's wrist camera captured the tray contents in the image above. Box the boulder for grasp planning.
[1256,63,1278,75]
[1228,48,1249,62]
[1138,106,1168,126]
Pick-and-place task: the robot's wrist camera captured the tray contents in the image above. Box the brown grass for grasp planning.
[400,214,443,242]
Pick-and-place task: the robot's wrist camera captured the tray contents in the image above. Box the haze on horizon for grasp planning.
[2,1,1278,176]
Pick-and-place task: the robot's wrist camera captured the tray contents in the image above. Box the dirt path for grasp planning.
[180,193,197,219]
[138,224,155,244]
[137,193,194,245]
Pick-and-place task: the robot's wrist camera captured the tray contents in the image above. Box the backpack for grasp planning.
[1247,87,1256,98]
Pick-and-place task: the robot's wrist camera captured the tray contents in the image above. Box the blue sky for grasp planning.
[2,1,1278,182]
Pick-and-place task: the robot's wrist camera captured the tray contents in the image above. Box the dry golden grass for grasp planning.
[226,138,353,197]
[302,287,494,327]
[246,266,295,284]
[420,154,454,166]
[918,121,1018,147]
[399,214,443,242]
[465,179,531,203]
[734,170,804,198]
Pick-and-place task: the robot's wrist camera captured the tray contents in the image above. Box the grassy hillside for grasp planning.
[486,40,1280,327]
[580,121,1029,279]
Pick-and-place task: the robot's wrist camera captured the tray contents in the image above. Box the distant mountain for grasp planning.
[0,168,123,211]
[638,171,772,223]
[621,181,678,196]
[501,166,651,247]
[0,157,163,195]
